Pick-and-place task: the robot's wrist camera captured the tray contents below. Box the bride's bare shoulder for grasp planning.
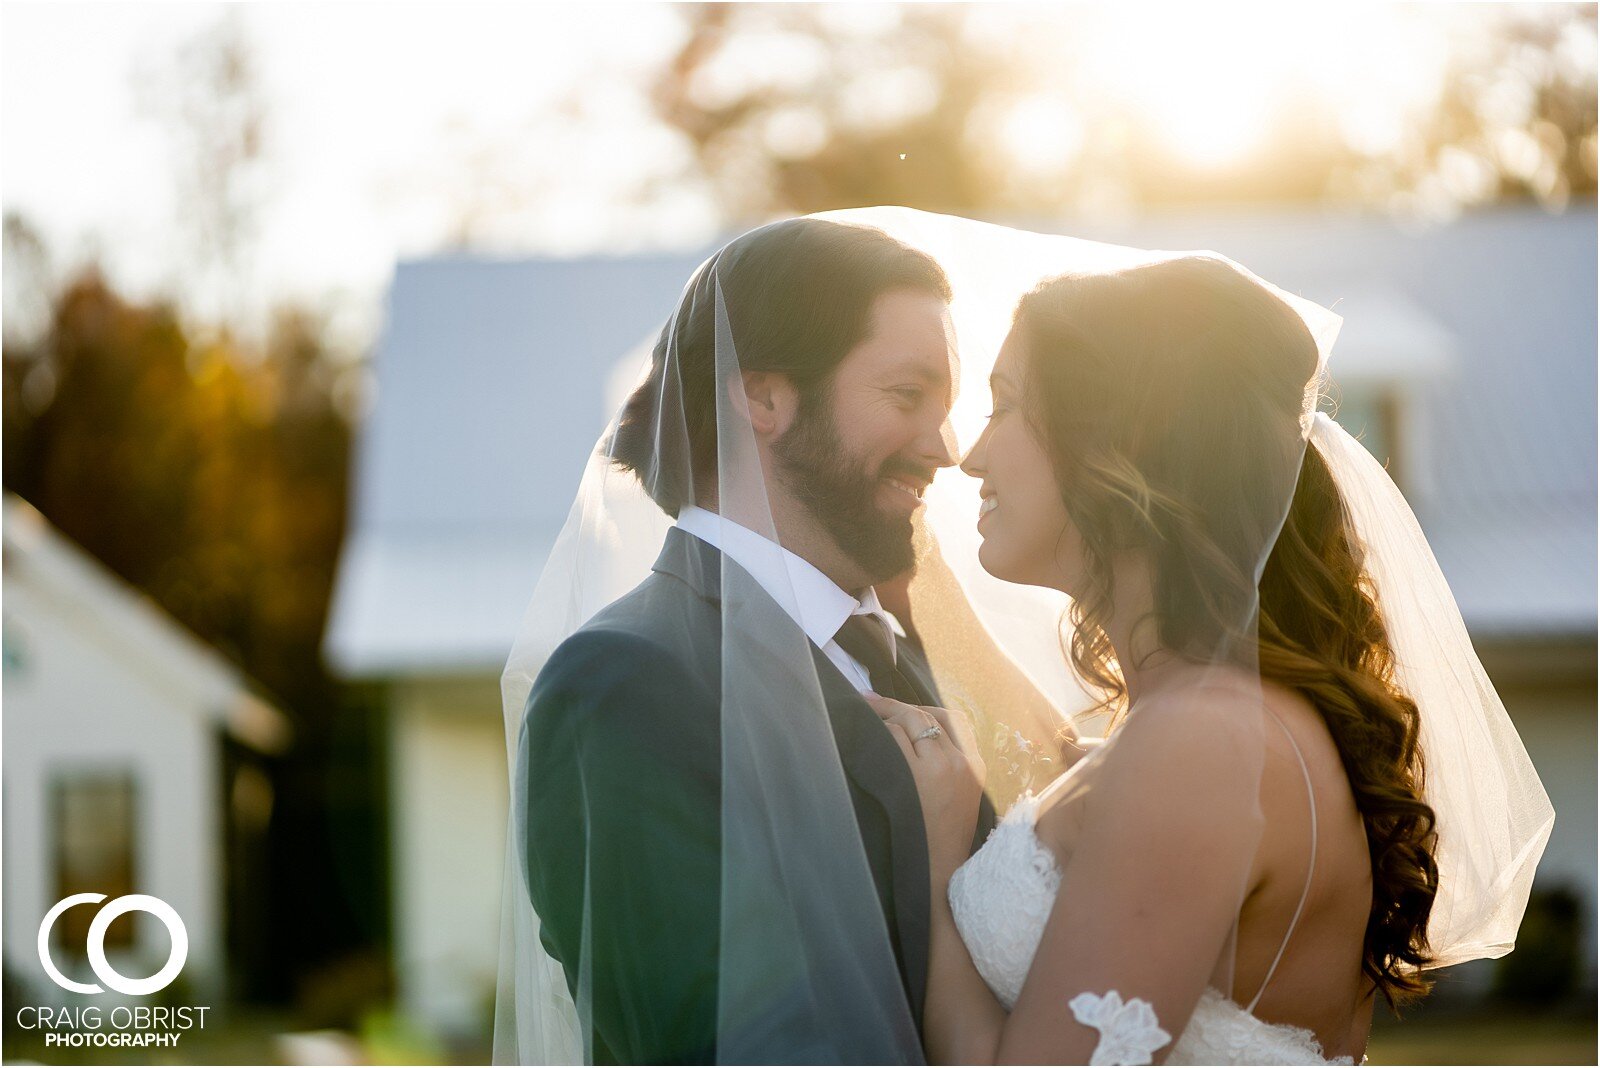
[1118,668,1266,752]
[1059,680,1263,822]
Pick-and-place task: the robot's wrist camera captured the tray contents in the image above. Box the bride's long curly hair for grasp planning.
[1013,257,1438,1007]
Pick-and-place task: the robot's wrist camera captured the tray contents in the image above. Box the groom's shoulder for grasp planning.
[526,573,718,720]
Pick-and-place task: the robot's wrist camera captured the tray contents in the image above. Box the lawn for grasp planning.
[1368,1006,1596,1065]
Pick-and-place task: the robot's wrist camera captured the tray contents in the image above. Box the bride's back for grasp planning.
[1233,681,1376,1061]
[1031,676,1378,1061]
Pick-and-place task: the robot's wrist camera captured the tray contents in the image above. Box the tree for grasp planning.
[1341,4,1598,217]
[134,10,272,336]
[647,4,1597,225]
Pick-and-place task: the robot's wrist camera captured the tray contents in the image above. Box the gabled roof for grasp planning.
[1079,205,1596,637]
[325,252,705,676]
[326,207,1596,678]
[4,494,291,753]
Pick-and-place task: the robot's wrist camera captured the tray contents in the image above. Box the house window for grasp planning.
[2,616,26,675]
[1330,387,1406,493]
[51,771,138,950]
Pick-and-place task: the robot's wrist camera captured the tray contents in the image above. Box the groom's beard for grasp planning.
[772,396,928,583]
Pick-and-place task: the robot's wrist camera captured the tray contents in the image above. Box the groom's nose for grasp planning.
[938,419,960,466]
[919,418,960,470]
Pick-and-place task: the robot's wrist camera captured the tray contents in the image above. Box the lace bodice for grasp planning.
[947,793,1356,1065]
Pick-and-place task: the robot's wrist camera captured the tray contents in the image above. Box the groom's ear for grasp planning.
[730,371,801,439]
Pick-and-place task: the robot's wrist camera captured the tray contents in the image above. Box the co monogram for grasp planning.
[37,894,188,996]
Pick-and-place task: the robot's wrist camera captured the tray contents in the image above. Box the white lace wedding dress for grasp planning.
[948,784,1358,1066]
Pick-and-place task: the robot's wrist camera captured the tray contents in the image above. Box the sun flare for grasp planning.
[990,5,1450,173]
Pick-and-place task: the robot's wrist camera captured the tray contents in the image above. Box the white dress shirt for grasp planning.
[674,505,904,694]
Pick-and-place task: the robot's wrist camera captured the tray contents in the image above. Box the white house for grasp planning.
[325,206,1597,1040]
[324,252,703,1038]
[2,494,291,1007]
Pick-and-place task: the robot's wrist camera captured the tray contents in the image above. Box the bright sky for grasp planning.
[978,3,1461,174]
[3,3,1585,348]
[2,2,704,341]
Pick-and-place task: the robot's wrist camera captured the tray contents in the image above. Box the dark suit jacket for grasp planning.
[517,527,996,1064]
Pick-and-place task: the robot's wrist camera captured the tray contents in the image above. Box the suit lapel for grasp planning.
[653,528,934,1021]
[809,649,932,1019]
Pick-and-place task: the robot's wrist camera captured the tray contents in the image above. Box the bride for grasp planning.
[867,253,1547,1064]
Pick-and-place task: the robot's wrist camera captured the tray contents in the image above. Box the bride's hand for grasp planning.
[865,694,986,882]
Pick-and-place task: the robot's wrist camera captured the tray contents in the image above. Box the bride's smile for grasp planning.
[960,336,1086,595]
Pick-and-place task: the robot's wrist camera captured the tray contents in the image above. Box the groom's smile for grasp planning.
[880,472,930,509]
[774,287,959,583]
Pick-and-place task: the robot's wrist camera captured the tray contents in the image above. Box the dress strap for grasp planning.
[1245,710,1318,1015]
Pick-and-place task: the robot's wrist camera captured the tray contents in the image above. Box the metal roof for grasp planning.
[326,207,1596,677]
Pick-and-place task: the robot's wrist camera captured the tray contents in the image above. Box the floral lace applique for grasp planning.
[951,800,1351,1064]
[1068,990,1173,1066]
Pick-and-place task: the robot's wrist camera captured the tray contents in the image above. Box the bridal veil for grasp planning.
[492,208,1552,1064]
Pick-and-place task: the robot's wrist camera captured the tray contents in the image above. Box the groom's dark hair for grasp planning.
[608,218,951,516]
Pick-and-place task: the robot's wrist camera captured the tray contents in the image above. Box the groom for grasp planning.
[518,219,994,1064]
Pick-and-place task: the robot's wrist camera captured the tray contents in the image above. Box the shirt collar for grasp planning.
[675,505,896,649]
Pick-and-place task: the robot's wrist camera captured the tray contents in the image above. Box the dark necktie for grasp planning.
[834,613,925,704]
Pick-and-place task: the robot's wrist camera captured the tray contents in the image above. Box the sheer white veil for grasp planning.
[492,207,1551,1064]
[1307,414,1553,964]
